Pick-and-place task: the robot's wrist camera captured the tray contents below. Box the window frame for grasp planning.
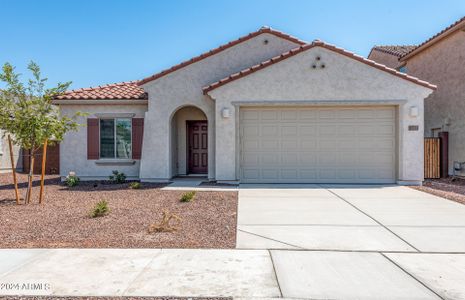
[99,118,132,159]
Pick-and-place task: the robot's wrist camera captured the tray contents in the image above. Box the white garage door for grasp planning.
[240,106,396,183]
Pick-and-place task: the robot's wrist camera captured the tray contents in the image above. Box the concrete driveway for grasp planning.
[237,184,465,252]
[235,184,465,299]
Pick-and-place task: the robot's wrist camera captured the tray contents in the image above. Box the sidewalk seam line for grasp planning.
[238,228,305,249]
[323,187,421,252]
[268,250,283,298]
[121,250,162,296]
[0,249,53,279]
[380,253,445,300]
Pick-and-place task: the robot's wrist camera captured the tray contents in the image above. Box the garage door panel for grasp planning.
[282,169,299,179]
[301,140,317,150]
[299,110,318,120]
[300,169,318,179]
[299,155,317,165]
[282,110,298,120]
[261,111,279,120]
[299,125,317,136]
[261,140,280,150]
[282,140,298,150]
[282,153,299,165]
[243,140,259,151]
[318,152,339,166]
[261,153,279,165]
[281,125,298,136]
[240,107,396,183]
[242,110,260,120]
[320,125,338,136]
[262,169,279,179]
[261,125,278,136]
[243,153,260,165]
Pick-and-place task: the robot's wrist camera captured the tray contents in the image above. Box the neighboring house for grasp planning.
[368,45,416,69]
[368,16,465,176]
[52,27,435,184]
[0,131,22,173]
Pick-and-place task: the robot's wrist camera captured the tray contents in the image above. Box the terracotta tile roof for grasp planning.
[137,26,307,86]
[400,16,465,61]
[371,45,417,57]
[54,81,147,100]
[202,40,436,94]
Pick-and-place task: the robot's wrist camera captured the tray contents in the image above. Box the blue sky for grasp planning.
[1,0,464,89]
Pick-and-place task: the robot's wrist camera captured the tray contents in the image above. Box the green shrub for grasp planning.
[89,200,109,218]
[180,191,196,202]
[109,170,126,184]
[129,182,141,189]
[65,175,80,187]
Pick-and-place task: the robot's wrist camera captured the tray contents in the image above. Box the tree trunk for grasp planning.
[39,139,48,204]
[7,135,20,205]
[25,150,35,204]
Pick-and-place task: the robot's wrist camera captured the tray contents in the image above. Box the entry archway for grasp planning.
[170,105,208,177]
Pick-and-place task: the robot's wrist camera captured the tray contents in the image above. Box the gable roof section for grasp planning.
[369,45,417,58]
[400,16,465,61]
[54,81,147,100]
[137,27,306,86]
[203,40,436,94]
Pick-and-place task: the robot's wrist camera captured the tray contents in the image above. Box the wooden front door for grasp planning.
[187,121,208,174]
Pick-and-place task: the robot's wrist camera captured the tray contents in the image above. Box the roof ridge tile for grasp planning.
[202,40,436,94]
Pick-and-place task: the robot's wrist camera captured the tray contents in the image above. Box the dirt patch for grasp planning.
[0,173,238,248]
[411,177,465,205]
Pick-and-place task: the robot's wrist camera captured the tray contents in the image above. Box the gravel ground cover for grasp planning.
[0,173,237,248]
[411,177,465,205]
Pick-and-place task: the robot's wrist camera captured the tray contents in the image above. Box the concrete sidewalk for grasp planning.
[1,248,464,299]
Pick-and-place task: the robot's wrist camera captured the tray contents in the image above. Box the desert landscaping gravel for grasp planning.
[411,177,465,205]
[0,174,237,248]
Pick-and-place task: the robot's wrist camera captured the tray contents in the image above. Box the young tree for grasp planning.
[0,61,81,204]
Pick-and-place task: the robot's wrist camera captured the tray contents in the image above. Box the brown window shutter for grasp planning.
[87,118,99,160]
[132,118,144,159]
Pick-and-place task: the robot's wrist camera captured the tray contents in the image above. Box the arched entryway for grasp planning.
[170,105,208,177]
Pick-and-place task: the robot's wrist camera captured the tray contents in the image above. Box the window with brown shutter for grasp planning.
[87,118,99,160]
[132,118,144,159]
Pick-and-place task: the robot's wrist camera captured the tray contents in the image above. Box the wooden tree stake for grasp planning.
[27,154,35,204]
[39,139,48,204]
[7,135,20,205]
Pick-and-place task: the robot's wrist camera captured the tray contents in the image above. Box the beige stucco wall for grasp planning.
[208,46,434,183]
[402,31,465,175]
[172,106,207,176]
[368,50,402,69]
[58,104,147,180]
[139,32,301,181]
[0,131,22,173]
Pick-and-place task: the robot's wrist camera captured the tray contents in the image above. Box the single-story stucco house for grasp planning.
[52,27,436,185]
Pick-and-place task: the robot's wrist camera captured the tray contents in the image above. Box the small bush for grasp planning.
[129,182,141,189]
[180,191,196,202]
[109,170,126,184]
[65,175,80,187]
[148,211,182,233]
[89,200,109,218]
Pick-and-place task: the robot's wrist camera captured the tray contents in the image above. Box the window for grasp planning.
[99,118,132,159]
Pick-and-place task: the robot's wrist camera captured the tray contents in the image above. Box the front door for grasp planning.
[187,121,208,174]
